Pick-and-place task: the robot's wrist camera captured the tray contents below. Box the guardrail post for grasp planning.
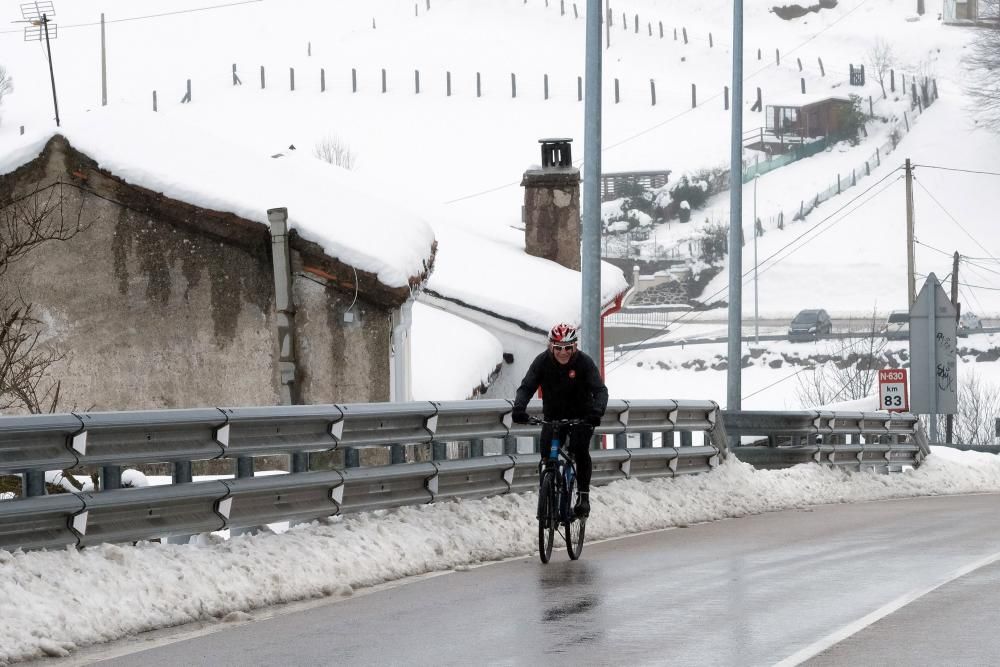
[768,435,778,447]
[291,452,309,473]
[432,441,448,461]
[503,435,517,455]
[236,457,254,478]
[680,431,693,447]
[391,444,406,464]
[640,432,653,448]
[102,466,122,490]
[614,433,627,449]
[662,431,675,447]
[173,461,193,484]
[470,439,484,457]
[23,471,45,497]
[345,447,360,468]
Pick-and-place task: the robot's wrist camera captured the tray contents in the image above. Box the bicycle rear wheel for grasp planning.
[564,471,585,560]
[538,473,555,564]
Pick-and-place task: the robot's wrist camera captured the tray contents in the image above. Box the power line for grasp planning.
[912,163,1000,178]
[912,175,998,263]
[0,0,265,34]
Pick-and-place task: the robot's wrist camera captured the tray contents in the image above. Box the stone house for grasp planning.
[0,117,436,415]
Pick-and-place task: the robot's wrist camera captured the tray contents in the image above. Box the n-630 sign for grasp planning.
[878,368,909,412]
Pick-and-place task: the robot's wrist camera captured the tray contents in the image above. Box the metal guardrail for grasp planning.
[0,401,927,551]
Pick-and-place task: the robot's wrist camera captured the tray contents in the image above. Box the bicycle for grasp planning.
[531,417,586,563]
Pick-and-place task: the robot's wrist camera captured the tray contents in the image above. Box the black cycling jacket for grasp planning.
[513,349,609,420]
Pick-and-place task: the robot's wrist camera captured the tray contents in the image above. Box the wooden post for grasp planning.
[650,79,656,106]
[724,85,729,110]
[682,27,688,43]
[709,32,713,47]
[757,48,762,60]
[446,71,451,96]
[561,0,565,15]
[477,72,482,97]
[544,74,549,100]
[797,57,802,71]
[320,68,326,92]
[352,68,357,92]
[577,75,582,101]
[674,27,677,40]
[414,69,420,94]
[152,90,157,112]
[290,67,295,91]
[818,57,825,76]
[382,68,387,93]
[232,64,241,86]
[307,41,311,56]
[574,4,578,18]
[648,22,652,36]
[634,14,639,33]
[890,69,895,92]
[869,96,874,116]
[691,83,696,108]
[865,161,870,176]
[180,79,192,103]
[614,78,620,103]
[776,49,780,65]
[659,21,663,38]
[511,72,516,98]
[800,77,805,94]
[260,65,266,89]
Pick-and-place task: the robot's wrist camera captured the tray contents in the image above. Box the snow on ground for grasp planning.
[3,449,1000,664]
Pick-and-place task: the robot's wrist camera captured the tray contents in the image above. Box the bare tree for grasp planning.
[952,371,1000,445]
[867,38,895,99]
[1,182,90,414]
[965,0,1000,131]
[795,311,886,407]
[0,65,11,103]
[313,134,358,170]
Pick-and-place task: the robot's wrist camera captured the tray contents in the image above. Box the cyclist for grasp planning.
[511,323,608,517]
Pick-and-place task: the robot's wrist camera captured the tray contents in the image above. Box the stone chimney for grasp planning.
[521,138,581,271]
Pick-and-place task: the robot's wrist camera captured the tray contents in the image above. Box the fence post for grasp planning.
[691,83,696,108]
[260,65,266,89]
[320,68,325,92]
[865,161,870,176]
[890,69,895,92]
[634,14,639,33]
[561,0,565,15]
[511,72,516,98]
[674,27,677,40]
[382,68,387,93]
[415,69,420,94]
[818,57,825,76]
[544,73,549,100]
[837,173,841,194]
[650,79,656,105]
[682,27,688,43]
[232,64,241,85]
[724,85,729,110]
[477,72,482,97]
[869,96,874,116]
[709,32,713,47]
[757,47,761,60]
[797,57,802,71]
[876,147,880,165]
[775,48,780,66]
[904,111,909,131]
[289,68,295,91]
[180,79,192,103]
[800,77,805,94]
[446,71,451,96]
[615,78,620,103]
[152,90,157,112]
[574,3,578,19]
[352,68,357,92]
[307,41,311,57]
[577,76,582,101]
[659,21,663,38]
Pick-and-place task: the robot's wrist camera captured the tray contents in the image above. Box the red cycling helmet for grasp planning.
[548,323,579,345]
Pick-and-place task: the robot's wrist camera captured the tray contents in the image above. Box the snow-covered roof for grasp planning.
[767,93,853,108]
[0,110,435,291]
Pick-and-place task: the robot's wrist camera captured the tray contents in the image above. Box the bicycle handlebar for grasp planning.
[526,417,586,427]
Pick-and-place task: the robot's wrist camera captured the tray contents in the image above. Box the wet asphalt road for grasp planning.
[74,494,1000,666]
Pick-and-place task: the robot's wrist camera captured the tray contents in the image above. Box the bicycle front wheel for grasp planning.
[565,472,586,560]
[538,473,555,564]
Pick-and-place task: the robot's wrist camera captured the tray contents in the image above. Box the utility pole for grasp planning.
[905,159,916,306]
[581,0,603,362]
[100,13,107,106]
[605,0,611,50]
[946,251,960,444]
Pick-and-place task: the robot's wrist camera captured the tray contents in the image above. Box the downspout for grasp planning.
[267,207,300,406]
[391,298,414,402]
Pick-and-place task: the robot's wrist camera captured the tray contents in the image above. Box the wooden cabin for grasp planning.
[746,95,854,154]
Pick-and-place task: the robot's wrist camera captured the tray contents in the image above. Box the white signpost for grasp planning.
[879,368,909,412]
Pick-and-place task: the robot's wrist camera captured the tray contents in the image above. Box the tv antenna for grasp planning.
[14,2,60,126]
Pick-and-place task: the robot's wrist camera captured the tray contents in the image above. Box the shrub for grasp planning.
[313,134,357,170]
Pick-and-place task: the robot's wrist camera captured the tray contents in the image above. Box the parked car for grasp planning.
[959,311,983,336]
[884,310,910,340]
[787,309,833,341]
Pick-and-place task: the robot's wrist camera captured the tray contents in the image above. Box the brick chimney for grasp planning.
[521,138,581,271]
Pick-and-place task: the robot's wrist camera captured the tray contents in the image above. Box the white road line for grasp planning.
[774,549,1000,666]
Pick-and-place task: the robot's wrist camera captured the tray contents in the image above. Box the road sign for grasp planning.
[909,273,958,415]
[879,368,909,412]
